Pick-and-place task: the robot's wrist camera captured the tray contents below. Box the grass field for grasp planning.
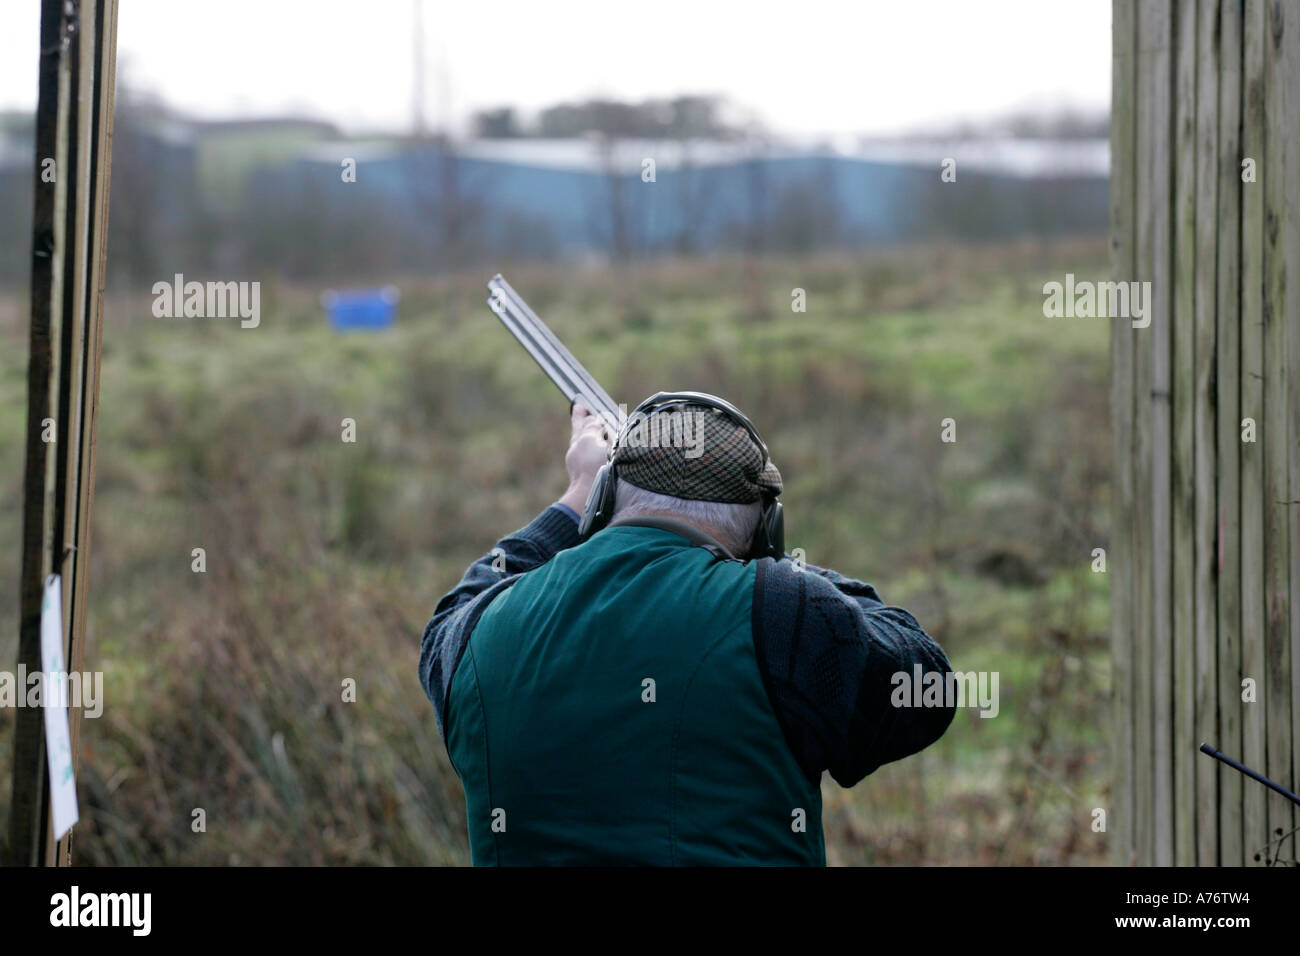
[0,237,1113,864]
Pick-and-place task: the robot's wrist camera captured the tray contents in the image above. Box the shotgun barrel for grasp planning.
[486,274,624,433]
[1199,743,1300,807]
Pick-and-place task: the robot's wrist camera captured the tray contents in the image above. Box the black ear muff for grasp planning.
[763,500,784,559]
[751,498,783,559]
[578,462,617,540]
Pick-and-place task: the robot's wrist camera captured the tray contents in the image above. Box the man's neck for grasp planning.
[605,513,738,559]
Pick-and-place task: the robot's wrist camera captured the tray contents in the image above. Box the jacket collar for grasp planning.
[604,515,738,561]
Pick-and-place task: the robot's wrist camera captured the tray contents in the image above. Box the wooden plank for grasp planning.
[1171,0,1199,868]
[1110,0,1140,866]
[44,0,94,867]
[8,0,117,867]
[1215,0,1245,868]
[1260,0,1293,866]
[1134,0,1169,867]
[9,0,73,868]
[46,0,96,870]
[1285,0,1300,876]
[1148,0,1177,868]
[58,0,119,866]
[1238,0,1268,865]
[1193,0,1221,867]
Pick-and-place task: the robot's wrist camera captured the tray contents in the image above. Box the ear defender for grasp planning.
[757,499,784,560]
[577,462,617,541]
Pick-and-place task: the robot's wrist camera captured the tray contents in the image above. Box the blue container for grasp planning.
[322,286,399,331]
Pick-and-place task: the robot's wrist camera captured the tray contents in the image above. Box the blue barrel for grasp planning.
[321,286,399,330]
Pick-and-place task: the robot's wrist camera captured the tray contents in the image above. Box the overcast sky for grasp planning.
[0,0,1111,137]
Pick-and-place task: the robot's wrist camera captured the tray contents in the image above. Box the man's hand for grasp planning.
[558,404,613,515]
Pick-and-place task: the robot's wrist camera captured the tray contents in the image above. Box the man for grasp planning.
[421,395,955,865]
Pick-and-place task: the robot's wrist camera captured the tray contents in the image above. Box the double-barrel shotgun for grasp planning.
[486,275,624,434]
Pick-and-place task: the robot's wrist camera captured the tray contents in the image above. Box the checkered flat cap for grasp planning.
[615,404,782,504]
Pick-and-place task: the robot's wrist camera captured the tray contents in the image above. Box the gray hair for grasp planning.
[612,480,762,556]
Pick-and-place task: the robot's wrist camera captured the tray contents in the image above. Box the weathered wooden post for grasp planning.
[8,0,119,867]
[1111,0,1298,866]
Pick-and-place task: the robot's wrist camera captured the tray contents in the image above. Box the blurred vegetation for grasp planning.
[0,238,1112,864]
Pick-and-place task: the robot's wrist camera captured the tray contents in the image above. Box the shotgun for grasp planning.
[486,274,624,433]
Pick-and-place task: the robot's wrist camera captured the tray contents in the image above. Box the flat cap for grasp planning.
[615,404,782,504]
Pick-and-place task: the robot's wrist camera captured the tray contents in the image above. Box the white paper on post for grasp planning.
[40,574,79,839]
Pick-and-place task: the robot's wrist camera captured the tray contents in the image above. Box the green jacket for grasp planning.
[448,524,825,865]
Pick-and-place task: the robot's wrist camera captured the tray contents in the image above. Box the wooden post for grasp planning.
[7,0,119,867]
[1215,0,1244,868]
[1132,0,1162,869]
[1171,0,1197,868]
[1192,0,1221,868]
[1259,0,1293,865]
[1238,0,1269,864]
[1287,0,1300,876]
[1110,0,1139,866]
[1114,0,1297,867]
